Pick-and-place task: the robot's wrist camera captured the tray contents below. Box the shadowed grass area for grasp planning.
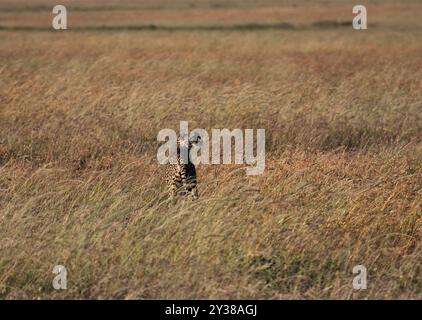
[0,21,361,32]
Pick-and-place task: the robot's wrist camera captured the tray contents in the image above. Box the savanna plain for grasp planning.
[0,0,421,299]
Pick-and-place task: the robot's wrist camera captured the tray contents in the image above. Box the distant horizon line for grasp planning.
[0,21,369,33]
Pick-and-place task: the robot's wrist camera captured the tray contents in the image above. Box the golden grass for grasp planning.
[0,1,421,299]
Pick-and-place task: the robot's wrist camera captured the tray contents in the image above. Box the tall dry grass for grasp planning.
[0,1,421,299]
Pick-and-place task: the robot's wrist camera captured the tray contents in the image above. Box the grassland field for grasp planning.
[0,0,421,299]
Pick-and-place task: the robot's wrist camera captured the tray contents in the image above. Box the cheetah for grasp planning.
[165,137,200,199]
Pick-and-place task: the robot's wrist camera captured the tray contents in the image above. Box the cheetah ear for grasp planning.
[194,137,202,148]
[189,132,202,145]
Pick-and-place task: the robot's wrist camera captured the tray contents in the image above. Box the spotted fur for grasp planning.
[165,138,198,199]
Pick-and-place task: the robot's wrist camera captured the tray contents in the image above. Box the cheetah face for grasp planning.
[178,134,202,151]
